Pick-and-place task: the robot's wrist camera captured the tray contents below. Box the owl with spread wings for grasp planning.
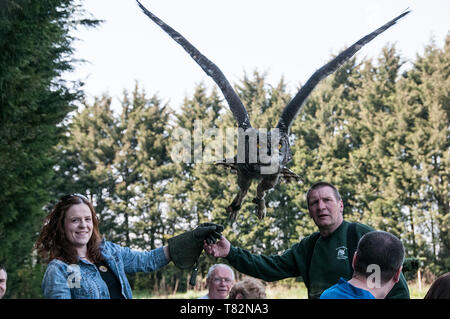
[136,1,410,221]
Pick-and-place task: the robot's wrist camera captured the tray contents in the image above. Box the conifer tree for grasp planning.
[97,84,172,249]
[128,86,174,251]
[399,35,449,270]
[167,83,223,227]
[52,95,118,231]
[350,45,406,235]
[289,56,363,234]
[0,0,98,297]
[164,83,225,287]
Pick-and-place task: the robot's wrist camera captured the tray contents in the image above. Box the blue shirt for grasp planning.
[320,277,375,299]
[42,240,169,299]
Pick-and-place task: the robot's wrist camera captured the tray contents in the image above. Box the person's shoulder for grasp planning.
[47,258,68,269]
[350,221,374,234]
[44,259,70,278]
[319,282,341,299]
[298,231,320,246]
[288,231,320,255]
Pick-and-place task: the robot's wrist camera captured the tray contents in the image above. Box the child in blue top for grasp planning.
[320,231,405,299]
[320,277,375,299]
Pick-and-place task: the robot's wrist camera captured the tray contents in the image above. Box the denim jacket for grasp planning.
[42,240,169,299]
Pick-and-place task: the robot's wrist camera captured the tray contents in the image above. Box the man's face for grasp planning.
[207,267,234,299]
[0,269,7,299]
[308,186,343,234]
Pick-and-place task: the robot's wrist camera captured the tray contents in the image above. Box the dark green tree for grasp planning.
[349,45,406,234]
[164,83,225,289]
[166,83,223,230]
[289,55,363,234]
[398,35,449,271]
[52,94,117,230]
[125,85,174,251]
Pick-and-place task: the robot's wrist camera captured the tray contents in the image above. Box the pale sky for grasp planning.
[67,0,449,111]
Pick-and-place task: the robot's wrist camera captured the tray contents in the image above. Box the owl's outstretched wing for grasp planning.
[276,9,411,134]
[136,1,252,130]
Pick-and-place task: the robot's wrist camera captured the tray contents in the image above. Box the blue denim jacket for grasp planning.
[42,240,169,299]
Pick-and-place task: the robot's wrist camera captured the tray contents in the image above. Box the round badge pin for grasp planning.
[99,265,108,272]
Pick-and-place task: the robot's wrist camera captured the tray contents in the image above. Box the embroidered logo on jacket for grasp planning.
[336,246,348,260]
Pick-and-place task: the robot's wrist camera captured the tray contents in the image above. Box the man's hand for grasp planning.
[203,235,231,258]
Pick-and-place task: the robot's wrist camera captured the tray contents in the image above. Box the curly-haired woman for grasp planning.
[35,194,221,299]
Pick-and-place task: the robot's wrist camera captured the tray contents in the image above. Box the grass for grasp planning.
[408,280,430,299]
[265,282,308,299]
[134,280,430,299]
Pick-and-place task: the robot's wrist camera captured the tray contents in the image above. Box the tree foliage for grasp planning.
[0,0,99,298]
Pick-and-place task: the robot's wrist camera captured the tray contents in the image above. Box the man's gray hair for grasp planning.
[206,264,235,281]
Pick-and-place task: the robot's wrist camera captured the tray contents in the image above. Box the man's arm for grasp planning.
[205,236,303,282]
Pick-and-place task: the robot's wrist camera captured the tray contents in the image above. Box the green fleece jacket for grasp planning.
[226,221,410,299]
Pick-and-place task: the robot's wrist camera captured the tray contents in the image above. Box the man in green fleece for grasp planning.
[204,181,409,299]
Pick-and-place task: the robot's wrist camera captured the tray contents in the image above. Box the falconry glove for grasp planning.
[168,222,224,270]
